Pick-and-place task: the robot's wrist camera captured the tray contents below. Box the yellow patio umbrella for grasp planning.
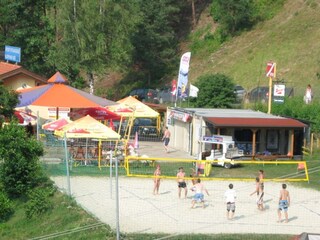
[55,115,121,168]
[108,96,161,134]
[116,96,159,118]
[55,115,120,139]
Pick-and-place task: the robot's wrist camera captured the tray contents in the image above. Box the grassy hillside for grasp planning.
[189,0,320,97]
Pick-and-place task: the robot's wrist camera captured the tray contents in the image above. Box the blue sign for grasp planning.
[4,45,21,63]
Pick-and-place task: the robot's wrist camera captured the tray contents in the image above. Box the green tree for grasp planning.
[269,97,320,134]
[0,1,55,75]
[211,0,256,36]
[210,0,285,37]
[0,83,19,127]
[194,73,236,108]
[130,0,188,86]
[0,123,45,198]
[48,0,139,89]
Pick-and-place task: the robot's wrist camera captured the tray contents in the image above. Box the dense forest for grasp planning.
[0,0,287,100]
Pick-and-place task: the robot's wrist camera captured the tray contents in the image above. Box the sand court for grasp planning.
[52,176,320,235]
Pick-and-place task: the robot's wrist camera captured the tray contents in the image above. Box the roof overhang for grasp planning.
[0,67,46,83]
[144,102,167,113]
[204,117,307,128]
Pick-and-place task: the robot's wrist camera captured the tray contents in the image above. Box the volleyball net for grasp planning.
[125,156,309,182]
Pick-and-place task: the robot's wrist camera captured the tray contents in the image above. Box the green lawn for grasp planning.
[0,192,112,240]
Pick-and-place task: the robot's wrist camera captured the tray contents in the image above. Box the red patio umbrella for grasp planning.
[69,107,121,121]
[42,118,71,131]
[14,110,37,125]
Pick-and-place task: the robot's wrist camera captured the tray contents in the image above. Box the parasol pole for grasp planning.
[56,107,59,120]
[110,150,113,199]
[85,138,88,165]
[64,132,71,196]
[98,139,101,168]
[118,116,123,135]
[115,154,120,240]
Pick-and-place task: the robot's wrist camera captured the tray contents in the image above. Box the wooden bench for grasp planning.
[255,154,293,161]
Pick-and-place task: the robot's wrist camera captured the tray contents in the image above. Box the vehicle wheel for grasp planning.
[224,163,232,169]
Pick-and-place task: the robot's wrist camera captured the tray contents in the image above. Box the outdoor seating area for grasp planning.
[65,138,126,167]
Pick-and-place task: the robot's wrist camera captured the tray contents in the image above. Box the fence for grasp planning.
[39,133,320,238]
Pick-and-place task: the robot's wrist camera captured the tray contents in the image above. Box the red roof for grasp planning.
[0,62,21,75]
[205,117,307,128]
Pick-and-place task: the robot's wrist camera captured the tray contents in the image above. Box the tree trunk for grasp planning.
[191,0,196,29]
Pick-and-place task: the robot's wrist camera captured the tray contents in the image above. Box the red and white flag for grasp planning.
[171,79,177,96]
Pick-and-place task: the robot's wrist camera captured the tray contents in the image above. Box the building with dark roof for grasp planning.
[167,107,308,158]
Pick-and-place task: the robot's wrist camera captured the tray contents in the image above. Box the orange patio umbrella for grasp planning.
[16,72,118,119]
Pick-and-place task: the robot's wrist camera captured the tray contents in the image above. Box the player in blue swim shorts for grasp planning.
[191,179,209,209]
[277,184,290,223]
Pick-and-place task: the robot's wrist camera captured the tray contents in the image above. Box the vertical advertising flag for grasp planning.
[176,52,191,98]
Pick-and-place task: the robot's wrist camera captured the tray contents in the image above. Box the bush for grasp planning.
[0,123,45,198]
[25,188,53,219]
[194,73,236,108]
[0,192,14,222]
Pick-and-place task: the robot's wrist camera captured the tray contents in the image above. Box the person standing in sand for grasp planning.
[278,184,290,223]
[191,179,209,209]
[177,167,187,199]
[250,177,264,210]
[258,169,265,191]
[162,127,171,153]
[224,183,237,220]
[153,165,161,195]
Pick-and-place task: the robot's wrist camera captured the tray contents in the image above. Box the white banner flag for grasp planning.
[176,52,191,98]
[189,84,199,97]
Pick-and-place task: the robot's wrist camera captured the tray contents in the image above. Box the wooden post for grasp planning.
[289,130,294,157]
[217,128,221,150]
[252,129,257,158]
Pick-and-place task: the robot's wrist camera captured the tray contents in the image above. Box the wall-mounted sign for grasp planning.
[5,45,21,63]
[169,110,191,122]
[48,107,70,119]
